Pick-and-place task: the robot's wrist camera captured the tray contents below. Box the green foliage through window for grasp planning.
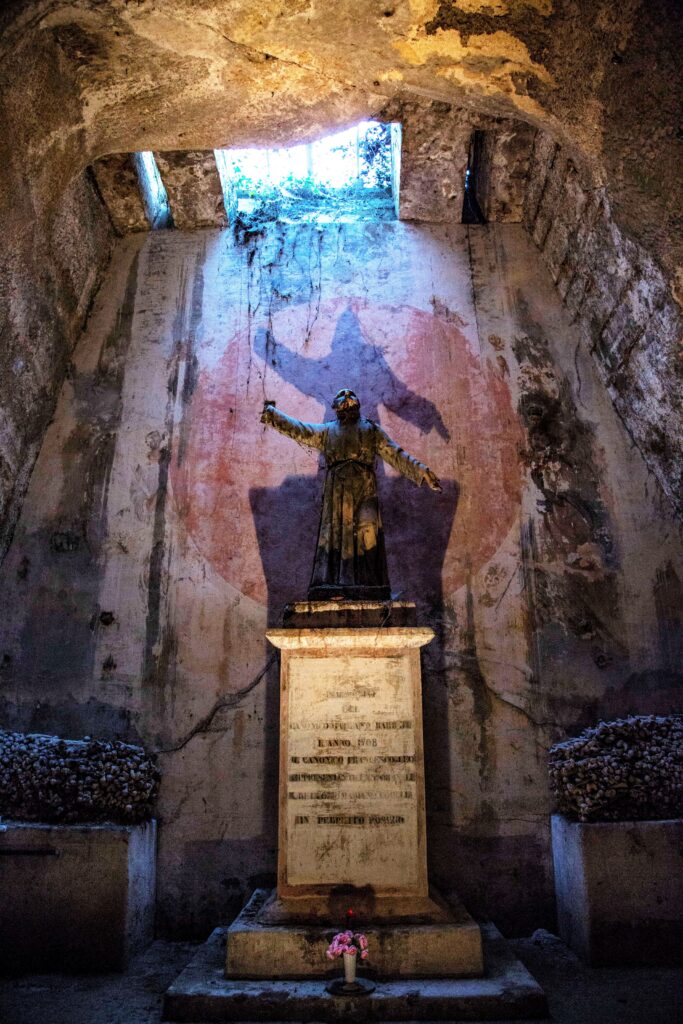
[215,121,397,232]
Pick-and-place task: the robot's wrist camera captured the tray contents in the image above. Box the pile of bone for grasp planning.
[0,730,160,824]
[549,715,683,822]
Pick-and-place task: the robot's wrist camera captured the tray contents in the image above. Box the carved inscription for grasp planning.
[285,653,419,888]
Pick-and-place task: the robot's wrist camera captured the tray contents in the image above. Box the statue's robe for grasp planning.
[266,408,429,600]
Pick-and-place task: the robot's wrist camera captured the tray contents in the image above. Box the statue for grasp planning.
[261,388,442,601]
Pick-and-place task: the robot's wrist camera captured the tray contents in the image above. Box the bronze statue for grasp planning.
[261,389,442,601]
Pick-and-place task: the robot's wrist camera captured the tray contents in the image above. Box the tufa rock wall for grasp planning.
[474,124,536,223]
[92,154,150,235]
[0,222,680,936]
[0,1,682,560]
[382,99,535,224]
[523,132,683,515]
[0,170,113,559]
[154,151,227,230]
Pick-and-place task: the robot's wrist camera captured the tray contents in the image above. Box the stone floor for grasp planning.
[0,929,681,1024]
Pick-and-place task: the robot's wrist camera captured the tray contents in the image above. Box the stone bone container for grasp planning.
[551,814,683,965]
[0,819,156,972]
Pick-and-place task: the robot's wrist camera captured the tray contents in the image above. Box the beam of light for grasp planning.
[133,152,173,229]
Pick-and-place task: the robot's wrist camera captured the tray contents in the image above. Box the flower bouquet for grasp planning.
[325,930,373,995]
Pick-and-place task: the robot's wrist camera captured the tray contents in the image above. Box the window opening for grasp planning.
[462,131,486,225]
[214,121,398,229]
[133,152,173,229]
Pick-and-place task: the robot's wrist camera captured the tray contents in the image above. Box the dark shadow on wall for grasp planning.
[250,300,457,623]
[250,473,459,886]
[249,475,458,626]
[254,305,451,439]
[249,475,322,625]
[250,302,460,925]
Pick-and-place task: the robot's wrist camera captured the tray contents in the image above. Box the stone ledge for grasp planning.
[226,888,483,978]
[282,601,418,629]
[163,922,548,1022]
[266,627,435,651]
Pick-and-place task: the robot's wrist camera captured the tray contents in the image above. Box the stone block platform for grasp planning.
[163,918,548,1022]
[226,888,483,978]
[552,814,683,965]
[0,819,156,972]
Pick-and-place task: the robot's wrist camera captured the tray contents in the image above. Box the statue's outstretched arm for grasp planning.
[375,424,442,491]
[260,402,326,451]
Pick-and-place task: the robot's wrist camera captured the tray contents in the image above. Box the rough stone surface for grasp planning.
[154,151,227,230]
[393,100,472,222]
[225,888,483,979]
[93,154,150,234]
[551,814,683,966]
[0,223,680,939]
[167,922,546,1021]
[0,169,113,559]
[1,1,682,546]
[523,131,683,515]
[93,106,536,232]
[382,99,534,224]
[474,123,536,223]
[0,820,156,972]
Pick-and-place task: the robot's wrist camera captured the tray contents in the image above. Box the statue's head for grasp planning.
[332,388,361,423]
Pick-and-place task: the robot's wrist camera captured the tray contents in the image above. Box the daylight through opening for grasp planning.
[133,152,173,230]
[214,120,400,225]
[462,130,486,225]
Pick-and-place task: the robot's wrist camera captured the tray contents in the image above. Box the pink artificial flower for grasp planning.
[326,928,370,962]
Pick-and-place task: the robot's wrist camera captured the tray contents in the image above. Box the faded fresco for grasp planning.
[172,294,521,619]
[0,222,681,936]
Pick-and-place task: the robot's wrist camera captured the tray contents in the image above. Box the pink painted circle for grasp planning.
[171,297,522,608]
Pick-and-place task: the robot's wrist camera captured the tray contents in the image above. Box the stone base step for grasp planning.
[226,888,484,978]
[163,923,548,1022]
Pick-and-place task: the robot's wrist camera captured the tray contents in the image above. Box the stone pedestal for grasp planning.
[225,604,484,978]
[0,819,156,972]
[226,888,483,979]
[552,813,683,965]
[166,603,547,1015]
[273,622,433,909]
[166,920,548,1022]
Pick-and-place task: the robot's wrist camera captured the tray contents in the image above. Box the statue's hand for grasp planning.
[261,400,276,425]
[423,468,442,492]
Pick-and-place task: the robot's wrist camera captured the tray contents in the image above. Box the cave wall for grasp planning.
[153,151,227,230]
[92,154,150,235]
[384,99,535,224]
[524,132,683,515]
[0,221,680,937]
[0,0,682,941]
[0,168,113,559]
[1,1,682,561]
